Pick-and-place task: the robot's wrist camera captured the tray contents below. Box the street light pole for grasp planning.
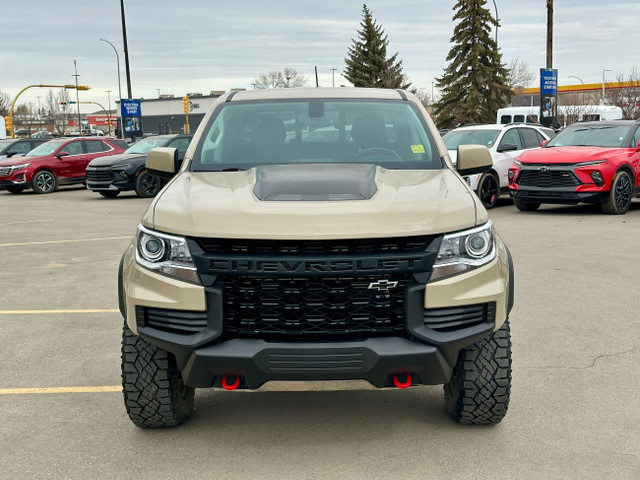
[120,0,133,99]
[73,60,82,134]
[106,90,112,135]
[568,75,584,85]
[602,69,611,103]
[330,68,337,87]
[99,38,123,139]
[491,0,499,45]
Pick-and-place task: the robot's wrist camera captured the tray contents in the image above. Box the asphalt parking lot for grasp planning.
[1,187,639,479]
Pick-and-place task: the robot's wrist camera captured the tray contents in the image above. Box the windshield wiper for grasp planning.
[209,167,247,172]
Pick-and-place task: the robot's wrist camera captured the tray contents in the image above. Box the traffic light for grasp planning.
[77,85,90,91]
[5,116,12,132]
[60,101,69,106]
[183,96,189,114]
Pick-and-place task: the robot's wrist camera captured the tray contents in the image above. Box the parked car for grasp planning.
[442,123,554,208]
[508,120,640,214]
[30,131,53,139]
[0,138,49,161]
[0,137,128,194]
[86,134,193,198]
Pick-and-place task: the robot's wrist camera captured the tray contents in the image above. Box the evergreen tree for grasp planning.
[344,4,410,89]
[434,0,512,128]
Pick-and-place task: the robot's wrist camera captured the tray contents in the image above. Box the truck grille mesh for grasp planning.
[195,235,435,256]
[136,306,208,335]
[217,275,411,340]
[517,170,580,187]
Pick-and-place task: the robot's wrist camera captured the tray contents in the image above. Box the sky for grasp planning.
[2,0,639,114]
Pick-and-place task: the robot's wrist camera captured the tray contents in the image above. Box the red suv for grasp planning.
[0,137,128,194]
[508,121,640,214]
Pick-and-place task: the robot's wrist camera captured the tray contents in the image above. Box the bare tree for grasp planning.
[506,58,535,94]
[45,89,71,135]
[253,68,307,89]
[410,88,435,115]
[605,70,640,119]
[0,91,11,117]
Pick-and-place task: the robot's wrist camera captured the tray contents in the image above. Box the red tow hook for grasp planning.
[392,373,412,389]
[221,375,241,391]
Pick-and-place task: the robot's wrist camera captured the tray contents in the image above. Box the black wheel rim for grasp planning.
[480,176,498,207]
[35,172,54,193]
[140,174,160,196]
[615,174,632,211]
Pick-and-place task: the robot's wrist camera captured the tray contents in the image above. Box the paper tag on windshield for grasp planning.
[411,144,425,153]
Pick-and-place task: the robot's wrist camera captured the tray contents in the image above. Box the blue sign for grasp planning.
[540,68,557,95]
[121,99,141,117]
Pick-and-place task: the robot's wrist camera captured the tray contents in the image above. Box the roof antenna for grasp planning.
[315,66,319,87]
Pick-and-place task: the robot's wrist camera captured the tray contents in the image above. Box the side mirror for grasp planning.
[6,150,17,158]
[636,139,640,150]
[540,140,549,147]
[457,145,492,176]
[147,147,178,178]
[497,143,518,153]
[56,151,69,158]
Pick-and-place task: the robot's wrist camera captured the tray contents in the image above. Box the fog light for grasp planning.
[590,171,604,186]
[119,171,128,178]
[508,170,515,183]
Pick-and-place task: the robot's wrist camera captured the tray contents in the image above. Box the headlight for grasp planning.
[575,159,605,167]
[135,224,201,284]
[513,160,522,167]
[429,221,496,282]
[9,163,31,171]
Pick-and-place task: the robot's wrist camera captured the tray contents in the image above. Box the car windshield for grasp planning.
[442,129,501,150]
[125,137,170,154]
[26,141,62,157]
[545,125,632,148]
[191,99,442,171]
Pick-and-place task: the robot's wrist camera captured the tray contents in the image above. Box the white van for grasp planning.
[497,105,623,126]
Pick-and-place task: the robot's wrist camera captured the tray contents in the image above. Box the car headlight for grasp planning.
[9,163,31,171]
[135,224,201,284]
[513,160,522,167]
[574,159,605,167]
[429,221,496,282]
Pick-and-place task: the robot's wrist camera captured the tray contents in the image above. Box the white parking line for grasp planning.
[0,219,55,226]
[0,236,130,247]
[0,386,121,395]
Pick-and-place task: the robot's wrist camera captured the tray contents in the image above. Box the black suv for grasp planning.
[0,138,49,160]
[85,134,192,198]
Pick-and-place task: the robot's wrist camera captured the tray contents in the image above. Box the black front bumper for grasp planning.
[510,188,608,204]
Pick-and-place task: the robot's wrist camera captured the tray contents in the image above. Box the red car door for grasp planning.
[54,140,85,180]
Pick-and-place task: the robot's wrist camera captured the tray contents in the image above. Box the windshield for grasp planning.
[546,125,632,148]
[26,141,61,157]
[191,99,442,171]
[125,137,170,154]
[442,129,501,150]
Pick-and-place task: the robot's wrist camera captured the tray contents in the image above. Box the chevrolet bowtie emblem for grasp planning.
[368,280,399,292]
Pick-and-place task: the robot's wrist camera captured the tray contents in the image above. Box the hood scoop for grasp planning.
[253,164,378,201]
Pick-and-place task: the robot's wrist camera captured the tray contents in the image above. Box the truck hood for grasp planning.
[518,146,625,164]
[88,153,143,167]
[0,155,28,166]
[144,165,484,239]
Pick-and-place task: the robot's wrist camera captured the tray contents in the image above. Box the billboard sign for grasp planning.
[540,68,558,127]
[120,99,142,139]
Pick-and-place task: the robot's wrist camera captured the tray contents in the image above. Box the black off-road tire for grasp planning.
[6,186,25,194]
[99,191,120,198]
[477,172,500,209]
[31,170,58,194]
[121,323,195,428]
[601,170,632,215]
[513,198,540,211]
[444,320,512,425]
[135,170,163,198]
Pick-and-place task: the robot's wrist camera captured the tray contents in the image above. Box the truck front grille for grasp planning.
[517,169,580,187]
[217,275,411,340]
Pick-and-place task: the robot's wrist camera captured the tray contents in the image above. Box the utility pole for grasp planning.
[546,0,553,68]
[120,0,133,99]
[330,68,337,87]
[73,60,82,134]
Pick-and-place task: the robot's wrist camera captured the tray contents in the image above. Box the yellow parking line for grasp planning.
[0,236,130,247]
[0,219,55,226]
[0,309,119,315]
[0,386,121,395]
